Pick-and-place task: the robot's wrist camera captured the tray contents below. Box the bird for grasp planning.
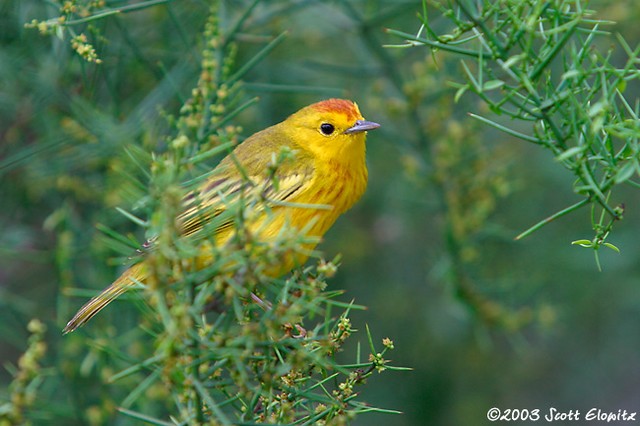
[63,98,380,334]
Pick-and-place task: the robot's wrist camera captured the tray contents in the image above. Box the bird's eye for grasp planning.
[320,123,335,136]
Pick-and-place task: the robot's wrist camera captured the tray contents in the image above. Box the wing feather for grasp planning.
[177,166,314,241]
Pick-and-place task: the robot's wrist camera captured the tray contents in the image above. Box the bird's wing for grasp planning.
[177,166,315,241]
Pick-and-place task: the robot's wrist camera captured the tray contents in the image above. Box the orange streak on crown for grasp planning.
[310,99,361,121]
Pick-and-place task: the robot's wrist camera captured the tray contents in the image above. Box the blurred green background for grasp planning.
[2,0,640,424]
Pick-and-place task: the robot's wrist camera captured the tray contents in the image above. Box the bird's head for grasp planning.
[282,99,380,164]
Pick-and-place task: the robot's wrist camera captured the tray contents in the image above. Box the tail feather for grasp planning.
[63,262,148,334]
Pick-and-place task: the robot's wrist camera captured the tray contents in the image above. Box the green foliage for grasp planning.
[25,0,172,64]
[0,320,47,426]
[381,8,532,329]
[388,0,639,256]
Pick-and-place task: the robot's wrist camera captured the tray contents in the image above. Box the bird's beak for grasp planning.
[344,119,381,134]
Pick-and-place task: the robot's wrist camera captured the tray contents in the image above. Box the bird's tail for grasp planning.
[63,262,148,334]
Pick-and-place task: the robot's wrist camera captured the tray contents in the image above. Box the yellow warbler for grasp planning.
[63,99,379,333]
